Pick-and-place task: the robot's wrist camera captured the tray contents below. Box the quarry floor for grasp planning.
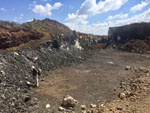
[28,49,150,113]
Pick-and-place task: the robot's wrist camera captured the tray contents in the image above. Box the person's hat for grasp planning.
[31,66,35,69]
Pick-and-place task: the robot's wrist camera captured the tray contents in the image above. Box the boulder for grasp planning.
[81,105,86,110]
[116,106,123,111]
[118,93,126,99]
[58,106,65,111]
[90,104,97,108]
[24,96,31,103]
[125,66,131,70]
[45,104,50,108]
[62,95,78,108]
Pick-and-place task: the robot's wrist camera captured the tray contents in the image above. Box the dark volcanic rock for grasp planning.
[108,22,150,53]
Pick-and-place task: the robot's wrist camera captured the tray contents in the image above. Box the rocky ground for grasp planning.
[24,49,150,113]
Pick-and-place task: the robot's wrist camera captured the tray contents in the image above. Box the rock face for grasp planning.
[108,22,150,53]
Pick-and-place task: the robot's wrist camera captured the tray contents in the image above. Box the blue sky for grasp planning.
[0,0,150,35]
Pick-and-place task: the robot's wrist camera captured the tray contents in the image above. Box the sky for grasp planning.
[0,0,150,35]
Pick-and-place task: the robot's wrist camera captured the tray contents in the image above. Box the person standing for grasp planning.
[31,66,41,87]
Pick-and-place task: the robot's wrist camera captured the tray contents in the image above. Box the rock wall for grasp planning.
[108,22,150,53]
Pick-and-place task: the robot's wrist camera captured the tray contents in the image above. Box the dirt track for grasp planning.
[28,49,150,113]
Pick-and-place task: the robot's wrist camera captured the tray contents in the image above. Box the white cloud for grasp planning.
[65,22,109,35]
[0,8,6,12]
[65,8,150,35]
[13,13,24,22]
[65,0,128,35]
[78,0,128,15]
[130,1,149,13]
[66,13,88,25]
[107,13,128,20]
[66,0,128,23]
[27,19,34,22]
[32,2,62,16]
[92,9,150,30]
[52,2,62,9]
[114,8,150,25]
